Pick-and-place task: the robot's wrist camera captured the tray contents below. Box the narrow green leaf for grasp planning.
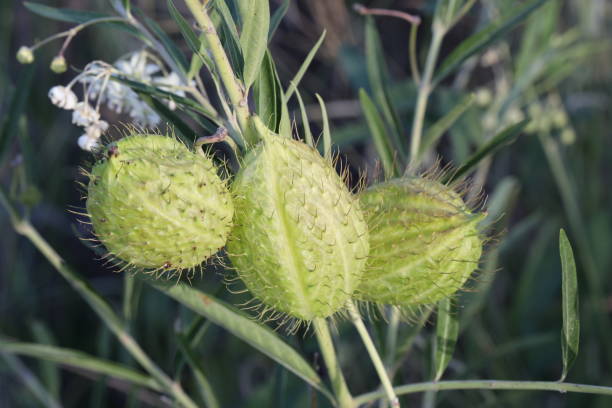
[167,0,200,54]
[0,341,161,392]
[212,0,244,77]
[434,0,550,85]
[113,75,219,125]
[419,94,475,157]
[1,352,62,408]
[284,30,326,100]
[176,336,220,408]
[359,89,397,178]
[24,2,108,23]
[269,0,291,40]
[149,282,332,401]
[433,298,459,381]
[142,13,189,73]
[136,94,198,144]
[239,0,270,88]
[30,322,61,399]
[295,88,314,147]
[24,2,143,39]
[254,51,282,132]
[446,120,528,183]
[364,17,406,163]
[559,229,579,382]
[0,65,34,165]
[315,94,332,161]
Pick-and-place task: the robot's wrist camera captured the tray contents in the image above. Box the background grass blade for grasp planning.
[419,93,475,158]
[359,89,398,178]
[24,2,109,23]
[433,298,459,381]
[268,0,290,41]
[0,64,34,165]
[1,352,63,408]
[0,341,161,392]
[284,30,326,100]
[239,0,270,89]
[149,282,333,402]
[433,0,550,85]
[559,229,579,381]
[364,17,406,164]
[176,336,220,408]
[445,120,528,183]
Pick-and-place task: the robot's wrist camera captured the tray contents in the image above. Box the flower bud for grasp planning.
[16,46,34,64]
[227,118,369,321]
[356,177,484,307]
[50,56,67,73]
[86,134,234,273]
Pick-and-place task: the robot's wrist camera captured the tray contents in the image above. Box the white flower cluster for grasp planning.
[48,50,188,151]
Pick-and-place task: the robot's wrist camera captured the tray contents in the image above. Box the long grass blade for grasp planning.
[315,94,332,161]
[0,341,161,392]
[559,229,579,381]
[149,282,333,402]
[1,352,62,408]
[176,336,220,408]
[359,89,397,178]
[446,120,528,183]
[284,30,326,100]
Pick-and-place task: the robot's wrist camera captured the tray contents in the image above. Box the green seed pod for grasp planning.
[50,56,68,74]
[356,177,484,307]
[86,134,233,273]
[16,46,34,64]
[227,118,369,321]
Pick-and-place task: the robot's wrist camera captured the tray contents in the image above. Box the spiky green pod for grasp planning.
[356,177,484,307]
[227,120,369,321]
[86,134,233,272]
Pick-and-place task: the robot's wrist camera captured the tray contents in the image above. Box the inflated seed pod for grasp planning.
[86,134,233,273]
[227,118,369,321]
[356,177,484,307]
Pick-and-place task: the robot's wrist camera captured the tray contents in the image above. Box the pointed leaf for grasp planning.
[269,0,291,40]
[295,89,314,147]
[254,51,282,132]
[0,341,161,391]
[434,0,550,85]
[239,0,270,88]
[315,94,332,161]
[364,17,406,163]
[433,298,459,381]
[559,229,579,381]
[359,89,397,178]
[445,119,528,183]
[285,30,326,100]
[149,282,332,401]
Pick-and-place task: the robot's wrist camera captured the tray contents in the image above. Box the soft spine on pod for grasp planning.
[227,118,370,321]
[356,177,484,307]
[86,134,234,273]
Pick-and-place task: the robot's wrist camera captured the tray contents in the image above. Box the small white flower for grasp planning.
[85,120,109,139]
[129,100,160,127]
[48,86,78,110]
[77,134,100,151]
[72,102,99,127]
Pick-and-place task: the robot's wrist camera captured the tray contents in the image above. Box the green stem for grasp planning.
[354,380,612,406]
[0,190,198,408]
[184,0,252,142]
[408,24,445,170]
[312,318,353,408]
[347,303,399,408]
